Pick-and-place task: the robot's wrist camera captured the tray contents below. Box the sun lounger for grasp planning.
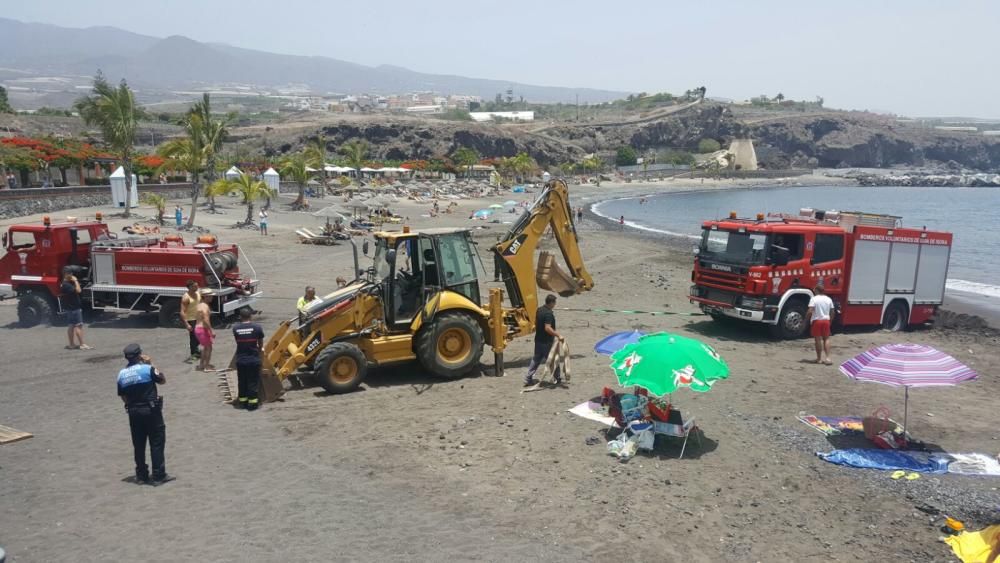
[296,228,338,245]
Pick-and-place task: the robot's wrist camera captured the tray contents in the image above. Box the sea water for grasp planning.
[592,185,1000,300]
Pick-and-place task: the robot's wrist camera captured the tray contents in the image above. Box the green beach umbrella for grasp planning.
[609,332,729,395]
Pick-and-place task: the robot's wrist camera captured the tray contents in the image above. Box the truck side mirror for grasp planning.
[386,249,396,264]
[362,240,370,255]
[2,233,7,248]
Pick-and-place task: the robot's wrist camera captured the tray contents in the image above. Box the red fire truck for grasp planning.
[0,215,262,327]
[689,208,953,338]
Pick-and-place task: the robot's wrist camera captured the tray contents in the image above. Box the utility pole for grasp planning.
[576,94,579,121]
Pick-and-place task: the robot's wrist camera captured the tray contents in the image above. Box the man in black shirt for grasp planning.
[525,294,563,386]
[116,343,170,484]
[232,307,265,411]
[60,268,90,350]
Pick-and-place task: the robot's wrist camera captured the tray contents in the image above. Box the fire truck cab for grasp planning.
[689,209,953,338]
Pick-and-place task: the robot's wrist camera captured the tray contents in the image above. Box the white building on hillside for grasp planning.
[469,111,535,122]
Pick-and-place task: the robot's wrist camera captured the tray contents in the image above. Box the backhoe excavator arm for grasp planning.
[492,179,593,342]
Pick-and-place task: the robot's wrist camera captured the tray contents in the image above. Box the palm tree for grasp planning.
[141,193,167,225]
[189,94,235,213]
[339,139,369,184]
[74,73,141,217]
[279,152,312,209]
[209,174,274,225]
[157,113,208,227]
[451,146,479,178]
[509,152,537,183]
[304,135,328,194]
[581,155,603,186]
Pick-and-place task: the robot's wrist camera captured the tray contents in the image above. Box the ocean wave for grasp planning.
[946,279,1000,299]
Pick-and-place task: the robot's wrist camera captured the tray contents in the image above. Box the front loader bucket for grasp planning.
[536,250,580,297]
[218,352,286,405]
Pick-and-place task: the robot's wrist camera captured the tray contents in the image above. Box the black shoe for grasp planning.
[135,473,151,484]
[151,474,175,486]
[523,379,537,387]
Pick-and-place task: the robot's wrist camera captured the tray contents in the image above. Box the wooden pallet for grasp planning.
[0,424,33,445]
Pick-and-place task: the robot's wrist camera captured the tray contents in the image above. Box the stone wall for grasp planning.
[0,184,192,220]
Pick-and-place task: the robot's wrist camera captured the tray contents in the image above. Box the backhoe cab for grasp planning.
[258,179,592,398]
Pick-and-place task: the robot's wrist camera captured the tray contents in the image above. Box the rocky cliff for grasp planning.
[542,105,1000,171]
[264,105,1000,172]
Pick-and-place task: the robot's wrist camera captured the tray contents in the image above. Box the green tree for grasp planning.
[304,135,328,193]
[188,94,235,213]
[0,86,12,113]
[775,93,785,103]
[142,193,167,225]
[280,152,313,209]
[451,146,479,177]
[558,162,576,176]
[697,138,721,153]
[74,73,141,217]
[508,152,537,182]
[339,139,369,184]
[157,113,208,227]
[210,174,275,225]
[615,146,637,166]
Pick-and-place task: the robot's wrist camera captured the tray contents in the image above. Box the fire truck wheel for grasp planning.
[17,292,55,328]
[314,342,368,394]
[158,298,183,328]
[882,301,909,332]
[775,299,809,339]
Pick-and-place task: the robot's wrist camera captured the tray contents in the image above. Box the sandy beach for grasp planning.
[1,177,998,562]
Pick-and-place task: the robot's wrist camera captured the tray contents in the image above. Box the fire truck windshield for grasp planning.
[700,228,768,265]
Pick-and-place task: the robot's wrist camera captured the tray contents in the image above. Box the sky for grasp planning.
[6,0,998,118]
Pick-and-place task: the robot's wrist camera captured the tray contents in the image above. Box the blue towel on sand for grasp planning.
[818,449,947,473]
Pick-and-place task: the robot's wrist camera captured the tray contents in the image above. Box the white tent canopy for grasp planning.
[109,166,139,208]
[262,167,280,192]
[225,166,242,180]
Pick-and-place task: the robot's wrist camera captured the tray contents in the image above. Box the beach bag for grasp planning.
[619,394,649,423]
[863,406,894,440]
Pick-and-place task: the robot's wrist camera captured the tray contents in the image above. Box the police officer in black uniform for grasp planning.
[117,343,171,484]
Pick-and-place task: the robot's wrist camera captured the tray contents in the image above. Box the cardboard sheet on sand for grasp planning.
[568,401,617,427]
[0,424,33,444]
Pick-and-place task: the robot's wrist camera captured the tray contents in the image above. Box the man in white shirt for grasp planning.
[807,284,835,365]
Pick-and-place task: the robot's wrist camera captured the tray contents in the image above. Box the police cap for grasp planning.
[123,343,142,358]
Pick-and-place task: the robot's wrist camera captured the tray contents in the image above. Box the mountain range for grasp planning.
[0,17,625,103]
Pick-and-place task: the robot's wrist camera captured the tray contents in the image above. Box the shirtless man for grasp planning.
[193,293,215,371]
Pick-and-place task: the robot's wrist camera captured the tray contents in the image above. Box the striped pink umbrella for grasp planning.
[840,343,977,435]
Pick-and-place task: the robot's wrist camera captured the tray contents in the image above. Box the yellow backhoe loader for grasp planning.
[247,179,593,399]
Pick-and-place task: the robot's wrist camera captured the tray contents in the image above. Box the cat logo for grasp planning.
[504,234,528,256]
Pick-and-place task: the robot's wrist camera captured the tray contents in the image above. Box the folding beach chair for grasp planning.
[653,416,701,459]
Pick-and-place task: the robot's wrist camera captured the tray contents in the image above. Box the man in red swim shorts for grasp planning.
[807,284,835,365]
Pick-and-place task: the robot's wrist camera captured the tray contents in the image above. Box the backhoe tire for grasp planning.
[773,299,808,340]
[18,292,55,328]
[314,342,368,394]
[416,312,484,379]
[158,298,183,328]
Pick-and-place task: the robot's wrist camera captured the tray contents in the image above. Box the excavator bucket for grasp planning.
[217,352,286,404]
[536,250,580,297]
